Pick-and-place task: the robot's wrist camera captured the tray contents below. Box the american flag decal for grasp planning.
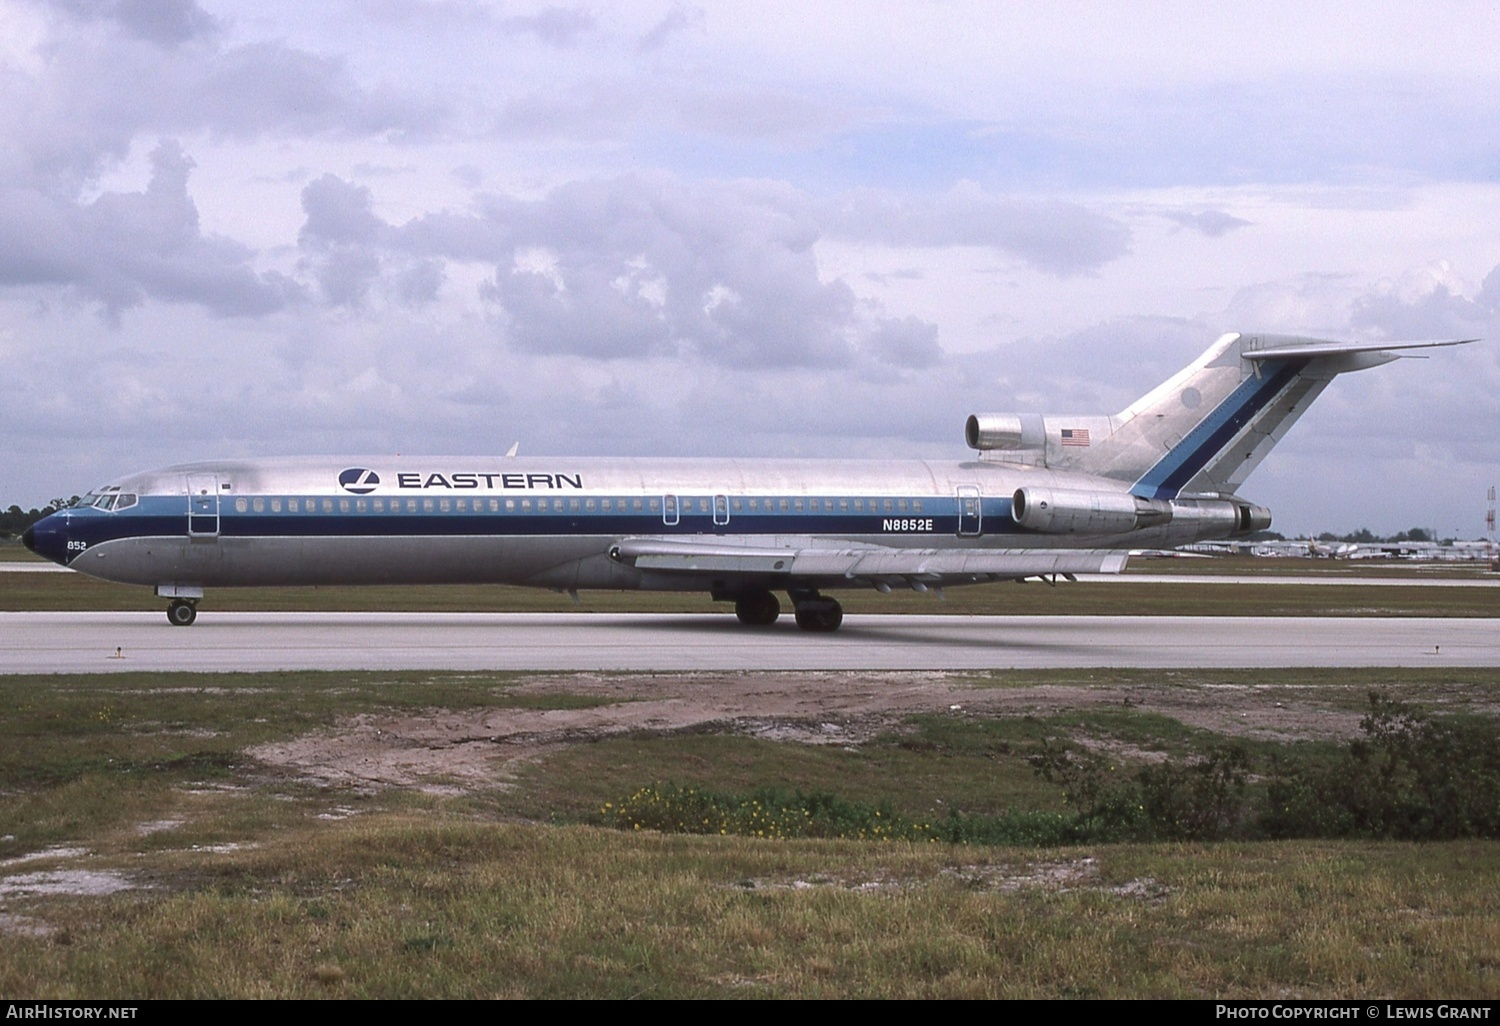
[1061,428,1091,447]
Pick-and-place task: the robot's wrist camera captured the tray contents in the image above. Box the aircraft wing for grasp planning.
[1241,337,1477,361]
[610,536,1128,582]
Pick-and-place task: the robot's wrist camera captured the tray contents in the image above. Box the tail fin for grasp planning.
[968,333,1475,499]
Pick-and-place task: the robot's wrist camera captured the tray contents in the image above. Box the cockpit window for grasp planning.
[81,489,136,512]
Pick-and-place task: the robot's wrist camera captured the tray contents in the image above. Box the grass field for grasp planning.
[2,667,1498,998]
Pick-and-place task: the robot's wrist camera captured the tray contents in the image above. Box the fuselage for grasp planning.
[24,454,1248,594]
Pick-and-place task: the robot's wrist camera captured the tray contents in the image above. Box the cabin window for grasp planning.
[633,498,643,511]
[455,499,466,512]
[505,499,515,511]
[252,498,265,513]
[853,499,863,512]
[270,498,282,513]
[371,499,382,512]
[897,499,907,513]
[585,498,596,512]
[883,499,894,513]
[793,498,804,512]
[422,499,434,513]
[601,498,611,511]
[912,499,923,513]
[839,499,849,512]
[521,499,532,511]
[439,499,451,513]
[235,498,248,513]
[338,499,350,512]
[489,498,499,512]
[356,499,367,513]
[569,498,580,512]
[648,498,660,512]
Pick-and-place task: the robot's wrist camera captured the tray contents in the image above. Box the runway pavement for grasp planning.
[1,611,1495,673]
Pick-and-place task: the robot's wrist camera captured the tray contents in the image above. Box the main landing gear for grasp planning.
[734,589,781,626]
[166,599,198,627]
[791,593,843,633]
[732,588,844,631]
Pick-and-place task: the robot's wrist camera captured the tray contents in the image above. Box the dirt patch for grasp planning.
[246,671,1377,794]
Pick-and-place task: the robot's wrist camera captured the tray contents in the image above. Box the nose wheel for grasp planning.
[166,599,198,627]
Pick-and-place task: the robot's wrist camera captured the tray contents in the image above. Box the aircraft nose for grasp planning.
[22,513,69,566]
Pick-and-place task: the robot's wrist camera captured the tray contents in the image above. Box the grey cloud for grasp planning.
[1349,280,1489,341]
[0,140,296,319]
[300,176,387,247]
[819,184,1131,276]
[499,6,596,48]
[298,174,444,309]
[1162,209,1252,238]
[862,315,942,369]
[41,0,220,45]
[300,174,939,368]
[474,176,861,366]
[636,4,705,53]
[3,8,445,195]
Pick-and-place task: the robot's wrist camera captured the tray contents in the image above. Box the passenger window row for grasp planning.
[227,495,926,514]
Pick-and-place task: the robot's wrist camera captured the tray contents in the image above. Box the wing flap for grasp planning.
[612,537,1129,579]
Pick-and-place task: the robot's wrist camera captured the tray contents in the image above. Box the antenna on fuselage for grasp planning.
[505,442,520,458]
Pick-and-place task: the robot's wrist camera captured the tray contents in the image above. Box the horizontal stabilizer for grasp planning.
[1242,337,1477,361]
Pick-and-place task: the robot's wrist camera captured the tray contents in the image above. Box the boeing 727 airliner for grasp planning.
[23,332,1473,631]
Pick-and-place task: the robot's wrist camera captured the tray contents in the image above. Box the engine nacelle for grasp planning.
[966,413,1044,451]
[1011,487,1174,534]
[1233,502,1272,534]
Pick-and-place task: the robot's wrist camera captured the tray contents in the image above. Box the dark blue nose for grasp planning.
[22,513,70,566]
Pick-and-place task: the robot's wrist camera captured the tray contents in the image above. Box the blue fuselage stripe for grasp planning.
[47,495,1023,558]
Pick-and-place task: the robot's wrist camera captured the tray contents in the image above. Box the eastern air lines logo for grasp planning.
[339,468,380,494]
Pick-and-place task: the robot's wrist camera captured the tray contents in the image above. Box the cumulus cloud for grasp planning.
[1,3,443,195]
[0,139,296,318]
[297,173,944,368]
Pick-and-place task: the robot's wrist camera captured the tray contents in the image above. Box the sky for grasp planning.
[2,0,1498,537]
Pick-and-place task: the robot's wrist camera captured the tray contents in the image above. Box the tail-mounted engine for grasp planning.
[1010,488,1270,537]
[1011,487,1173,534]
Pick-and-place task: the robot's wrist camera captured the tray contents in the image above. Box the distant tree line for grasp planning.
[1315,527,1433,543]
[0,499,78,540]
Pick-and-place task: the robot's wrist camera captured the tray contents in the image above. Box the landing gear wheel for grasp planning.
[792,597,843,633]
[735,590,781,626]
[167,600,198,627]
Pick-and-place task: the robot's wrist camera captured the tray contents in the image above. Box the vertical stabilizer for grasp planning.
[992,332,1475,499]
